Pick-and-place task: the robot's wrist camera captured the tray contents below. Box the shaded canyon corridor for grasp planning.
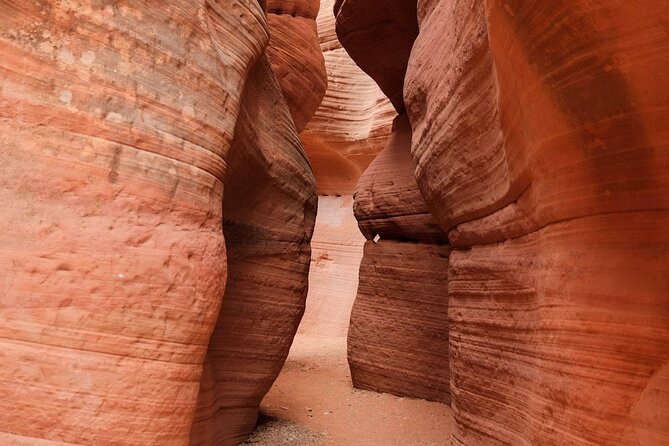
[0,0,667,445]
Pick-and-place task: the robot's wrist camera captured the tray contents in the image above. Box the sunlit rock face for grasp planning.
[298,195,365,338]
[0,1,316,445]
[266,0,327,132]
[404,0,669,445]
[300,0,394,196]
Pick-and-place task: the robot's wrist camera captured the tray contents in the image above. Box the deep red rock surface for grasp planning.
[404,0,669,444]
[348,240,451,403]
[334,0,418,112]
[0,1,317,444]
[448,212,669,446]
[353,114,445,244]
[334,0,451,405]
[348,111,450,402]
[266,0,327,132]
[334,0,669,443]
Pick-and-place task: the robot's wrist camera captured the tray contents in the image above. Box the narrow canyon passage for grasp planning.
[0,1,667,445]
[247,197,453,446]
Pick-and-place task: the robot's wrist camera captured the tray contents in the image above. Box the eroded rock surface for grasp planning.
[0,1,317,445]
[190,54,317,446]
[334,0,418,112]
[348,239,451,403]
[335,0,669,443]
[404,0,669,444]
[266,0,327,132]
[448,212,669,446]
[300,0,394,195]
[348,112,450,402]
[332,0,451,405]
[353,114,445,244]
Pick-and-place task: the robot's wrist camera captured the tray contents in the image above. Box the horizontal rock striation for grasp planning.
[300,0,394,195]
[336,0,451,404]
[348,239,451,403]
[0,1,317,444]
[0,0,264,443]
[190,53,317,446]
[348,114,450,402]
[405,0,669,444]
[448,212,669,446]
[266,0,327,132]
[353,114,445,244]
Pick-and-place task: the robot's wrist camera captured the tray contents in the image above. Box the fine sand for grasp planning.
[244,334,452,446]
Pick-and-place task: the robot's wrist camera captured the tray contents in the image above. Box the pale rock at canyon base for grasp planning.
[298,195,365,338]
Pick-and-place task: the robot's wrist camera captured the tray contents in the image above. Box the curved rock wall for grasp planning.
[333,0,451,404]
[403,0,669,444]
[349,239,450,403]
[347,109,450,404]
[334,0,418,112]
[353,114,445,244]
[190,54,317,446]
[266,0,327,132]
[0,1,317,444]
[336,0,668,443]
[300,0,394,195]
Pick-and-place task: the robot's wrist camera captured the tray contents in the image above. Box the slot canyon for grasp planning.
[0,0,667,445]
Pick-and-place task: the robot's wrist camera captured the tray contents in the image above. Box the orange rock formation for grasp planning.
[2,1,668,445]
[300,0,395,195]
[0,1,318,444]
[334,0,452,405]
[191,54,317,446]
[338,0,669,444]
[266,0,327,132]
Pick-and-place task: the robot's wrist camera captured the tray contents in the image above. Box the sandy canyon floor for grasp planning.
[244,334,452,446]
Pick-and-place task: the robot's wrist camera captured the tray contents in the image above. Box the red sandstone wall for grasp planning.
[0,1,318,444]
[333,0,451,404]
[349,239,451,403]
[338,0,669,444]
[190,54,317,446]
[334,0,418,112]
[347,114,451,401]
[266,0,327,132]
[404,1,669,444]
